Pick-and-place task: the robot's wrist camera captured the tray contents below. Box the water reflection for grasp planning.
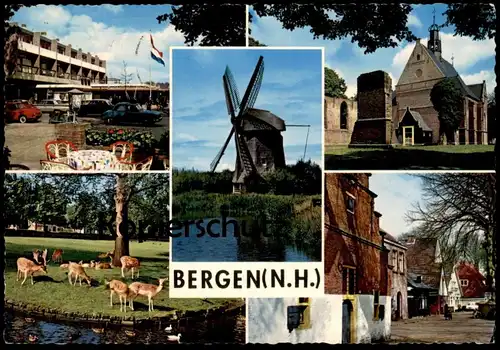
[172,217,318,262]
[4,311,245,344]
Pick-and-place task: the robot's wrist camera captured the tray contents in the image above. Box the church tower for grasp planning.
[427,8,442,59]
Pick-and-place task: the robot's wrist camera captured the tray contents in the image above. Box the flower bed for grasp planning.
[86,128,155,151]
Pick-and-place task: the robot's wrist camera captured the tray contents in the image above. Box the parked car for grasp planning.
[102,102,164,125]
[4,102,42,123]
[78,99,114,118]
[34,99,70,115]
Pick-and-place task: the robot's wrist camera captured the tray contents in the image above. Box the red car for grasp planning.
[4,101,42,123]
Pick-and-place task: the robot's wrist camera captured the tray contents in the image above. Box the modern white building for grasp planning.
[247,296,391,344]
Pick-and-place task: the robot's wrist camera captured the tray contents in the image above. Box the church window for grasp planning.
[415,69,423,78]
[417,54,421,60]
[460,279,468,286]
[373,290,381,320]
[340,101,348,129]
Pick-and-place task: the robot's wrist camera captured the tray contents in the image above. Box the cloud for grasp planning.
[102,5,123,13]
[462,70,496,96]
[369,174,423,237]
[177,133,199,142]
[407,14,423,28]
[14,5,188,83]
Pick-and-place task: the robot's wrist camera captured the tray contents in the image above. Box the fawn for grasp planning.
[128,278,167,312]
[98,250,114,259]
[17,249,48,285]
[80,260,95,268]
[51,249,63,263]
[120,256,140,279]
[68,263,92,286]
[105,279,136,312]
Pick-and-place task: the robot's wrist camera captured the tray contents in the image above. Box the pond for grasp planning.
[172,217,320,262]
[4,309,245,344]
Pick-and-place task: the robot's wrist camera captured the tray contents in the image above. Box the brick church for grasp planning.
[324,16,489,146]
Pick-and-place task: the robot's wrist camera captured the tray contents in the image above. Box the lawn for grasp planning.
[5,237,243,319]
[324,145,495,170]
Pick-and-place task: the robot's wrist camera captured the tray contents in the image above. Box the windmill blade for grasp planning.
[235,132,257,176]
[223,66,241,115]
[238,56,264,117]
[210,126,235,172]
[223,72,238,119]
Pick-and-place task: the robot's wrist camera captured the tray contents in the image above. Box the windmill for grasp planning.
[210,55,289,194]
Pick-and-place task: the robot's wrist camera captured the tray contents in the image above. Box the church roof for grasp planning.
[467,83,485,99]
[404,108,432,131]
[423,46,481,101]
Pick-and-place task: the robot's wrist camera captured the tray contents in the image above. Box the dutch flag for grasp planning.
[150,34,165,66]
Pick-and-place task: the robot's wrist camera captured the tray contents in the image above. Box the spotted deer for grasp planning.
[51,249,63,263]
[120,256,140,279]
[68,262,92,286]
[104,279,136,312]
[128,278,167,312]
[17,249,48,285]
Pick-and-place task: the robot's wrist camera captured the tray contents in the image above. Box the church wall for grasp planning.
[324,97,358,145]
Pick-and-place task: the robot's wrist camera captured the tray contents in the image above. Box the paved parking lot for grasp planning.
[386,311,494,344]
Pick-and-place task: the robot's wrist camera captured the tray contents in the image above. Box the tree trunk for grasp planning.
[113,175,130,266]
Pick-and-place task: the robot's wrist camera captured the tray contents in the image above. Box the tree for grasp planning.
[249,37,266,46]
[157,4,246,46]
[250,4,495,54]
[430,78,464,144]
[406,173,496,297]
[4,5,26,80]
[324,67,347,98]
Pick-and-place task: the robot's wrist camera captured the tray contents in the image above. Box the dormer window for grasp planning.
[460,279,469,286]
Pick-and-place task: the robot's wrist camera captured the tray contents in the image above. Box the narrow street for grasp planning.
[386,311,494,344]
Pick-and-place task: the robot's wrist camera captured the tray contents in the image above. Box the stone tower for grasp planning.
[350,70,393,145]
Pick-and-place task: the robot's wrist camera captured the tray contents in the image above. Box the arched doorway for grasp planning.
[342,299,354,344]
[396,292,402,320]
[340,101,348,129]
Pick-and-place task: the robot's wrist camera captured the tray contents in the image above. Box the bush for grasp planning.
[86,128,155,150]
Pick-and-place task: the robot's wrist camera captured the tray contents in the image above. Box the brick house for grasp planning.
[383,230,408,321]
[324,173,391,343]
[403,237,448,316]
[456,261,490,310]
[392,19,488,145]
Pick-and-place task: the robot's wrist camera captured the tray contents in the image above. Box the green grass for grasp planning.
[5,237,243,319]
[324,144,495,170]
[326,144,495,155]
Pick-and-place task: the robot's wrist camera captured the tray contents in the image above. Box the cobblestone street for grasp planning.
[386,312,495,344]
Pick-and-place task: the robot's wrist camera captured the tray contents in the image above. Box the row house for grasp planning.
[383,230,409,321]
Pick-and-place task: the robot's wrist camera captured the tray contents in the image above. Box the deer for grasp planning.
[81,260,95,268]
[128,278,167,312]
[17,249,48,285]
[104,279,136,312]
[98,250,114,259]
[51,249,63,263]
[120,256,141,279]
[60,263,69,269]
[68,262,92,286]
[95,257,113,270]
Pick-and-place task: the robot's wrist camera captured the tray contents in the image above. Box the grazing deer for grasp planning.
[17,249,48,285]
[51,249,63,263]
[68,263,92,286]
[128,278,167,312]
[120,256,140,279]
[32,249,41,264]
[104,279,136,312]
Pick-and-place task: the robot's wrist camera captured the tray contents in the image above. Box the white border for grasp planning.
[321,47,325,271]
[169,46,325,51]
[169,45,174,271]
[323,170,496,174]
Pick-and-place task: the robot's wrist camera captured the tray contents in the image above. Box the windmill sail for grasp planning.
[238,56,264,117]
[223,66,241,116]
[210,127,235,172]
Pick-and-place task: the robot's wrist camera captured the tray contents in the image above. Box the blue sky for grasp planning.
[369,174,423,238]
[171,48,323,171]
[12,5,188,84]
[250,4,496,97]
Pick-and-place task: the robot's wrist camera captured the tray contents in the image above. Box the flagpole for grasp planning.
[149,29,152,101]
